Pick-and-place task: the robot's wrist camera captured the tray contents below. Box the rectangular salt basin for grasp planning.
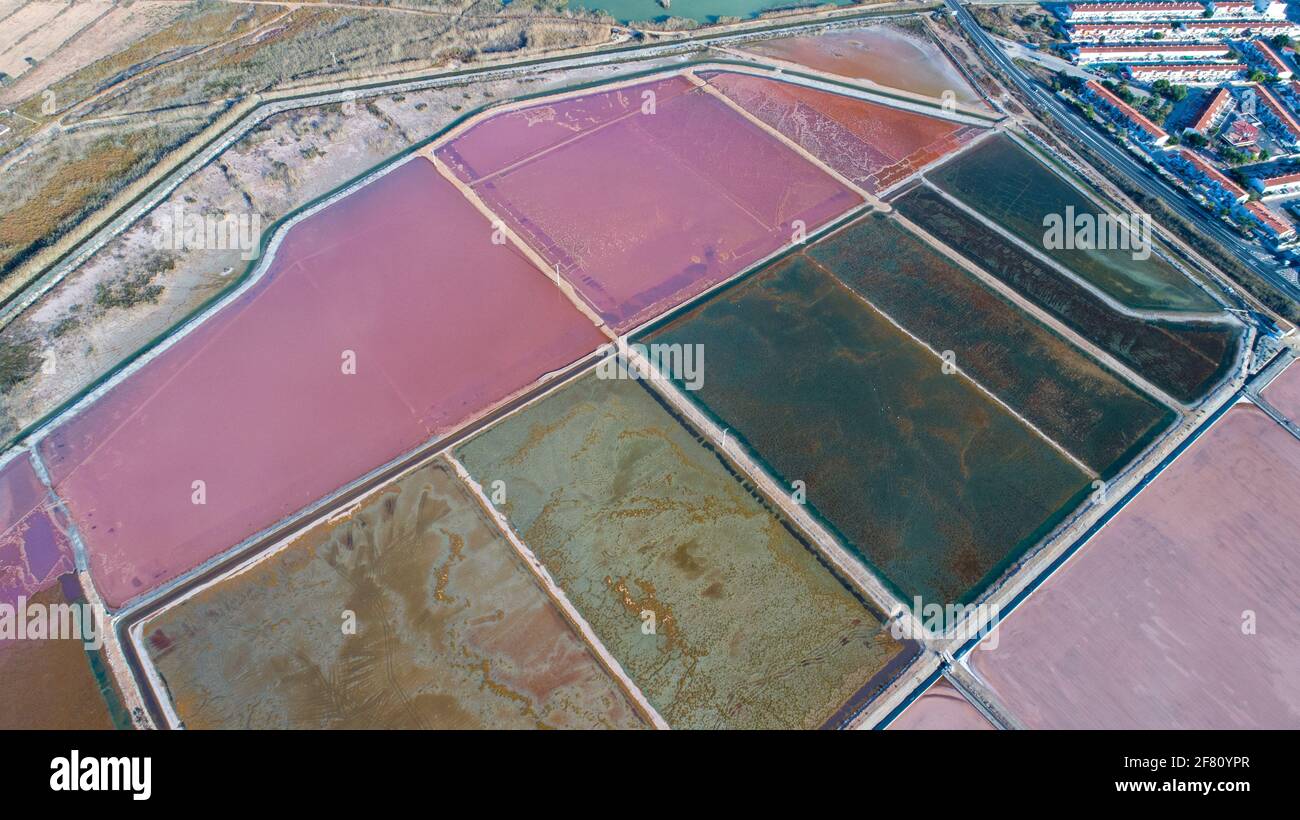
[39,158,607,608]
[893,184,1240,404]
[970,405,1300,728]
[739,24,984,106]
[436,73,862,331]
[141,459,644,729]
[454,374,915,729]
[0,454,120,729]
[701,70,981,193]
[643,255,1091,607]
[0,574,126,729]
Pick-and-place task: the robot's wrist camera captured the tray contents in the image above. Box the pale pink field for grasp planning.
[887,678,994,730]
[1262,358,1300,423]
[970,405,1300,729]
[0,453,75,609]
[437,74,862,331]
[39,158,605,609]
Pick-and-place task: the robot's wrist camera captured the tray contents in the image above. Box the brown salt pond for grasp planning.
[0,454,125,729]
[38,158,606,609]
[970,404,1300,729]
[739,24,984,106]
[141,459,645,729]
[887,677,995,730]
[437,73,861,331]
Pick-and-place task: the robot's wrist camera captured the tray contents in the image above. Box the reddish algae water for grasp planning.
[437,74,862,331]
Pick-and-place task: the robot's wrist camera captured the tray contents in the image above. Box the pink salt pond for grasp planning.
[970,404,1300,729]
[0,453,75,609]
[39,158,606,609]
[436,73,862,331]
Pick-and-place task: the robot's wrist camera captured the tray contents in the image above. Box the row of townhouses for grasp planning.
[1069,20,1300,41]
[1061,1,1286,22]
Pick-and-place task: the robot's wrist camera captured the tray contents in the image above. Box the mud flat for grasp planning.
[894,185,1241,404]
[643,256,1091,607]
[702,70,980,193]
[38,158,606,609]
[927,134,1220,314]
[436,73,861,331]
[140,459,644,729]
[454,374,914,729]
[0,454,124,729]
[811,213,1174,476]
[1262,358,1300,422]
[738,23,984,105]
[886,677,994,730]
[970,405,1300,729]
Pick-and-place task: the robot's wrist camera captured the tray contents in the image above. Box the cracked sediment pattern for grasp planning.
[455,375,913,729]
[141,459,645,729]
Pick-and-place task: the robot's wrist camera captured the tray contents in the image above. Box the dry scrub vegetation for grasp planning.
[0,0,616,285]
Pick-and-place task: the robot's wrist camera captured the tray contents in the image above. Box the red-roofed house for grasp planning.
[1063,2,1206,22]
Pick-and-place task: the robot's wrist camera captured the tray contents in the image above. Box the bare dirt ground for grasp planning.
[0,0,617,290]
[0,2,185,106]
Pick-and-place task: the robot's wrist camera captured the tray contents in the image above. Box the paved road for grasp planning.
[946,0,1300,306]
